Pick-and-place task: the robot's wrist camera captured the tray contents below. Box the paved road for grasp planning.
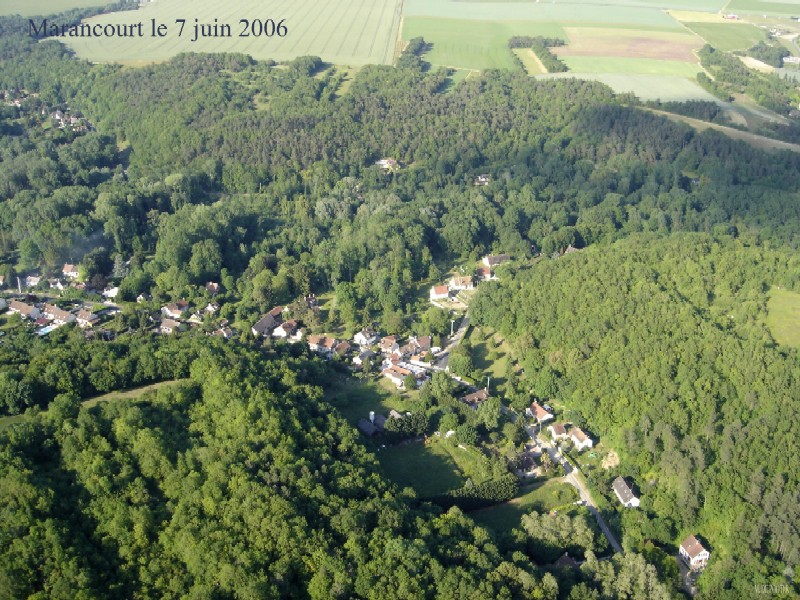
[528,425,623,554]
[435,313,470,370]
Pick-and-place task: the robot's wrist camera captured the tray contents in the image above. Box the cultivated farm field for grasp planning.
[62,0,403,65]
[680,22,767,51]
[0,0,107,17]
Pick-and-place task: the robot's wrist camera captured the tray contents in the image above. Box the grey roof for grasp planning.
[612,476,637,504]
[357,418,378,437]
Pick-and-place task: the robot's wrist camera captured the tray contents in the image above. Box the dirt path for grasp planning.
[643,108,800,154]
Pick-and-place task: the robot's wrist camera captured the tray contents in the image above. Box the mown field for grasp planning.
[766,287,800,348]
[681,22,767,51]
[469,480,578,532]
[0,0,108,17]
[726,0,800,15]
[62,0,403,65]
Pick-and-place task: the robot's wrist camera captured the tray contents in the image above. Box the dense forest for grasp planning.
[0,7,799,597]
[471,234,800,597]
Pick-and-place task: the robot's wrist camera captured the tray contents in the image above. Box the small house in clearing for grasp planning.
[679,535,710,571]
[570,427,593,451]
[461,388,489,410]
[430,285,450,301]
[612,476,640,508]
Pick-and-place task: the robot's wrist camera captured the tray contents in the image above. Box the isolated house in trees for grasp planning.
[527,401,554,423]
[612,476,640,508]
[482,254,510,267]
[679,535,710,570]
[429,285,450,301]
[461,388,489,410]
[570,427,593,451]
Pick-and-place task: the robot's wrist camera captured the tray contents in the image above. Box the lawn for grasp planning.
[681,22,767,51]
[469,479,578,531]
[324,375,414,426]
[377,439,465,496]
[62,0,403,65]
[0,0,108,17]
[766,287,800,348]
[467,325,514,395]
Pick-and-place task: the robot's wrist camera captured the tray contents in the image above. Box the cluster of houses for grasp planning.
[1,91,92,133]
[48,109,91,133]
[7,298,100,334]
[377,333,434,389]
[429,255,508,302]
[158,283,226,336]
[528,401,595,452]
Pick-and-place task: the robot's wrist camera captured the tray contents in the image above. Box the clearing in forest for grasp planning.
[60,0,403,65]
[766,287,800,348]
[512,48,547,74]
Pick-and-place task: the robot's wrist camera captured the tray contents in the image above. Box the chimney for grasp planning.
[486,377,490,392]
[369,411,375,423]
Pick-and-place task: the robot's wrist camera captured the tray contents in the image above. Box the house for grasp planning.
[449,275,474,291]
[251,305,284,337]
[680,535,710,571]
[474,174,490,186]
[570,427,593,451]
[461,388,489,409]
[273,320,302,341]
[476,267,492,281]
[62,263,79,279]
[205,302,220,314]
[136,293,151,303]
[375,158,399,171]
[430,285,450,301]
[547,423,568,441]
[304,294,319,309]
[24,275,41,289]
[8,300,40,319]
[408,353,429,367]
[354,328,379,347]
[161,300,188,320]
[188,312,204,325]
[411,335,432,353]
[307,335,337,357]
[383,365,413,388]
[380,335,399,354]
[612,477,640,508]
[42,304,75,325]
[75,310,98,328]
[334,341,351,356]
[553,552,579,570]
[160,319,182,335]
[205,281,220,295]
[482,254,510,267]
[352,349,375,367]
[48,279,65,291]
[102,287,119,300]
[213,326,235,339]
[527,401,554,423]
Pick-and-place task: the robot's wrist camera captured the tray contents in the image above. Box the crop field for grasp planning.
[403,17,563,69]
[555,56,702,76]
[0,0,107,17]
[726,0,800,15]
[681,22,767,51]
[536,73,716,101]
[557,27,701,62]
[62,0,402,65]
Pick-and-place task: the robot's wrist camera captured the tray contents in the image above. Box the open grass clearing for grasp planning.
[0,379,192,430]
[324,375,414,426]
[726,0,800,16]
[0,0,107,17]
[467,325,514,395]
[512,48,547,74]
[555,55,701,76]
[378,438,465,496]
[62,0,403,65]
[766,286,800,348]
[681,22,767,51]
[560,26,701,62]
[469,479,578,532]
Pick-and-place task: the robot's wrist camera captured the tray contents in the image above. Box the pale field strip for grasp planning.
[62,0,402,65]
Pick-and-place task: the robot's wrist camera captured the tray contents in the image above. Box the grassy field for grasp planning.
[0,0,107,17]
[469,479,578,531]
[766,287,800,347]
[468,325,514,395]
[681,22,767,51]
[324,375,413,426]
[559,26,701,62]
[403,17,563,70]
[556,55,701,76]
[63,0,403,65]
[726,0,800,15]
[536,73,716,101]
[378,439,465,496]
[512,48,547,74]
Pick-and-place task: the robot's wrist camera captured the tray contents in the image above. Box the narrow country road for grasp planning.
[528,424,623,554]
[435,313,470,370]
